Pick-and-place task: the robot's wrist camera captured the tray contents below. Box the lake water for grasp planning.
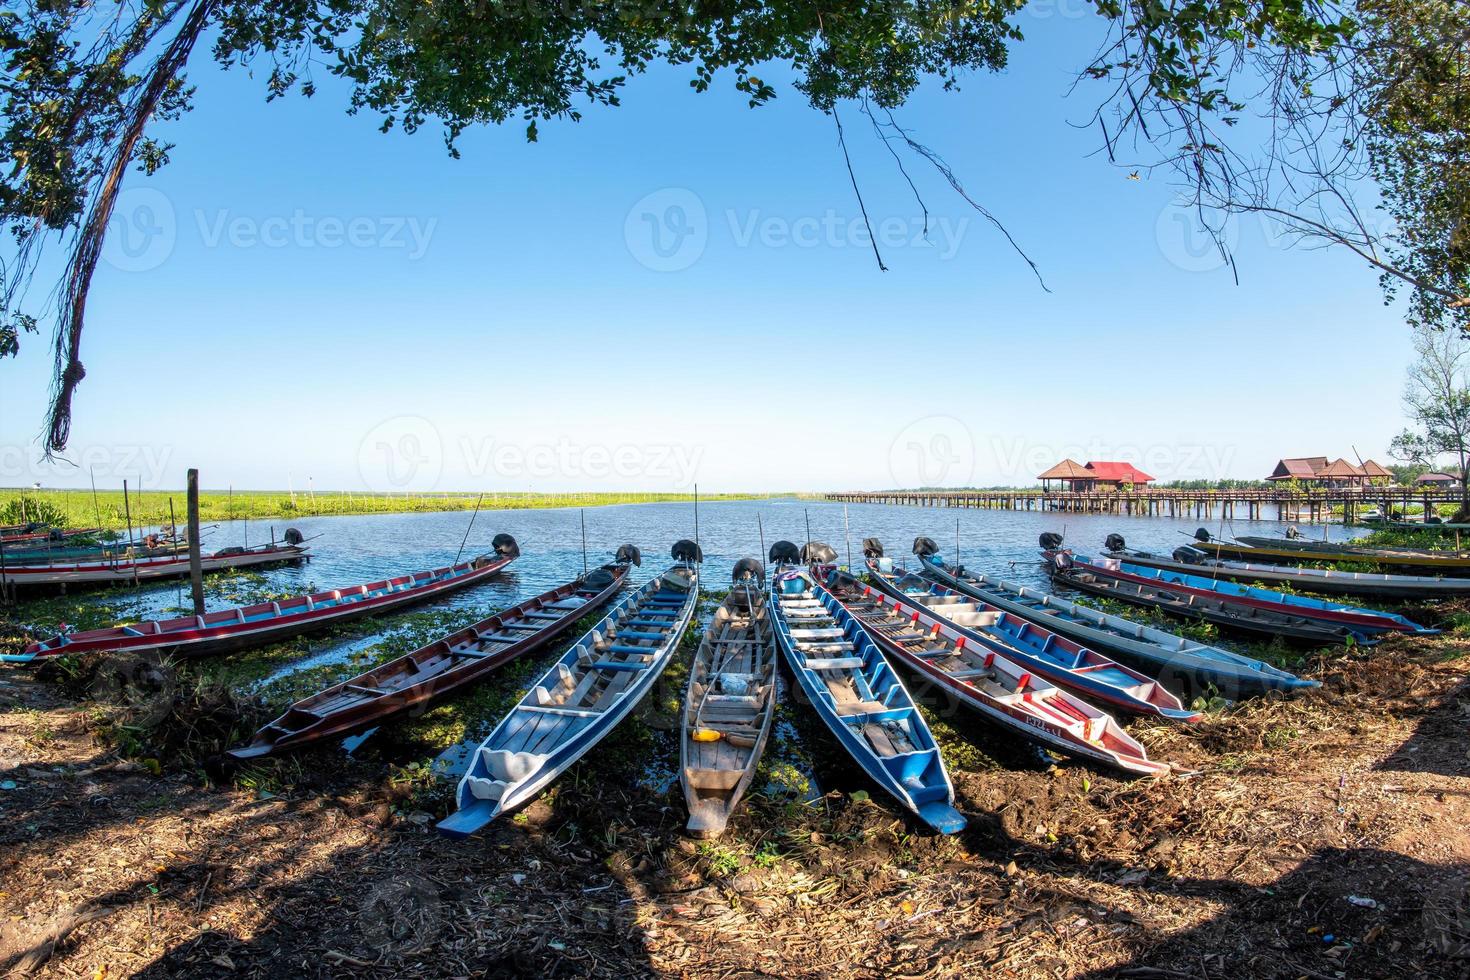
[92,496,1369,622]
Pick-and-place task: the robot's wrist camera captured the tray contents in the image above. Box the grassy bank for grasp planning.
[0,488,774,531]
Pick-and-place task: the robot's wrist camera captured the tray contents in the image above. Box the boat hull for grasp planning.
[439,565,700,838]
[770,568,965,835]
[230,562,627,759]
[0,545,308,589]
[680,584,777,838]
[918,555,1315,700]
[8,552,514,664]
[1110,548,1470,600]
[1196,538,1470,575]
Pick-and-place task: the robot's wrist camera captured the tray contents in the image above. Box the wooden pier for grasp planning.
[823,488,1460,523]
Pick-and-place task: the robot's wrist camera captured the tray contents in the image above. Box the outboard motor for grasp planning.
[583,567,616,590]
[615,543,642,567]
[1051,550,1074,570]
[1194,528,1213,543]
[801,541,838,564]
[1039,531,1064,551]
[861,537,884,558]
[284,527,305,546]
[1284,525,1303,540]
[912,536,940,558]
[1104,533,1127,553]
[491,533,520,558]
[732,558,765,584]
[1172,546,1206,564]
[671,539,703,563]
[768,540,801,565]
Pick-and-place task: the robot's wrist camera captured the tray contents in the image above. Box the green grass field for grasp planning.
[0,488,774,531]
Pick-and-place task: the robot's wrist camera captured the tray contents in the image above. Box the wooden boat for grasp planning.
[229,546,638,760]
[438,542,702,838]
[680,558,777,838]
[1191,533,1470,575]
[847,564,1199,720]
[0,537,187,566]
[905,541,1315,701]
[767,544,966,834]
[7,535,522,665]
[0,527,103,549]
[0,540,308,589]
[810,557,1167,776]
[1047,550,1432,643]
[1101,533,1470,600]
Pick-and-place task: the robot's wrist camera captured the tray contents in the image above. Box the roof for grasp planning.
[1360,459,1392,478]
[1084,461,1155,483]
[1416,472,1459,483]
[1037,459,1091,480]
[1266,457,1329,480]
[1318,458,1366,478]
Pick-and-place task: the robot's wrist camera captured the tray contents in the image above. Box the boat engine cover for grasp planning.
[732,558,765,583]
[862,537,884,558]
[615,544,642,567]
[802,541,838,563]
[492,533,520,558]
[768,541,801,564]
[671,539,703,563]
[1104,533,1126,552]
[912,536,940,558]
[1039,532,1064,551]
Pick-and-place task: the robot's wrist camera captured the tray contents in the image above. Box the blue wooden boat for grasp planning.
[1054,549,1435,639]
[1101,533,1470,601]
[438,542,701,838]
[905,539,1316,701]
[767,542,965,835]
[844,565,1199,721]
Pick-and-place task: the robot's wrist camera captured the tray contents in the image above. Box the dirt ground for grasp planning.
[0,632,1467,979]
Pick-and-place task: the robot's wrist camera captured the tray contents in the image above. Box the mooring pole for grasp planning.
[187,469,205,616]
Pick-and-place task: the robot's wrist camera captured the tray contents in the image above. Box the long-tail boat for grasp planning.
[438,541,702,838]
[905,539,1315,701]
[1190,532,1470,576]
[1046,545,1434,642]
[768,542,967,834]
[5,535,522,664]
[809,552,1167,776]
[229,545,638,760]
[1102,533,1470,600]
[848,562,1198,720]
[680,558,777,838]
[0,538,308,590]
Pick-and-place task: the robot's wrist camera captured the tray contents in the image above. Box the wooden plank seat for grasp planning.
[521,705,602,717]
[524,611,566,620]
[605,644,658,656]
[591,660,650,672]
[614,629,669,641]
[803,657,866,670]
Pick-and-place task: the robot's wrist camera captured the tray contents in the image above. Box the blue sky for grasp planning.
[0,11,1411,493]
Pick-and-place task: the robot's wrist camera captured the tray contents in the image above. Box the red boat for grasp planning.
[4,535,522,664]
[0,540,309,590]
[228,547,640,759]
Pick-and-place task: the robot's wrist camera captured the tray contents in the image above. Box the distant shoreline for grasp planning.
[0,489,782,532]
